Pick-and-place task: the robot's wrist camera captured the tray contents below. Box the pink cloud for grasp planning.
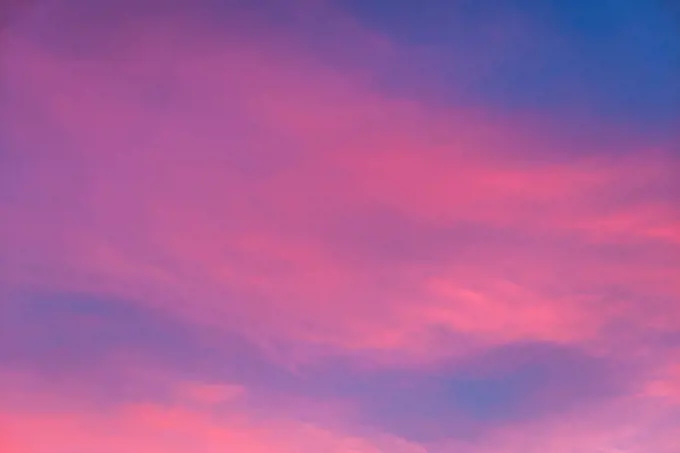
[179,382,246,406]
[1,4,679,451]
[1,6,677,365]
[0,370,421,453]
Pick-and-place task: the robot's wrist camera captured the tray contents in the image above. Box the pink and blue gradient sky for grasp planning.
[1,0,679,452]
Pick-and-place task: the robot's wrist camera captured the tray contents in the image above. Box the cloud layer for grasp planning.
[1,0,679,452]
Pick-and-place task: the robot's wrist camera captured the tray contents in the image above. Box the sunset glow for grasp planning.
[1,1,679,452]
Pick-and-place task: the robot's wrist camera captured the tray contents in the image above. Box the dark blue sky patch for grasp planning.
[0,289,295,402]
[342,0,680,138]
[445,341,630,418]
[1,290,197,369]
[292,341,635,442]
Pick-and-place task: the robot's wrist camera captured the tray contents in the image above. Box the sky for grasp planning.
[0,0,679,452]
